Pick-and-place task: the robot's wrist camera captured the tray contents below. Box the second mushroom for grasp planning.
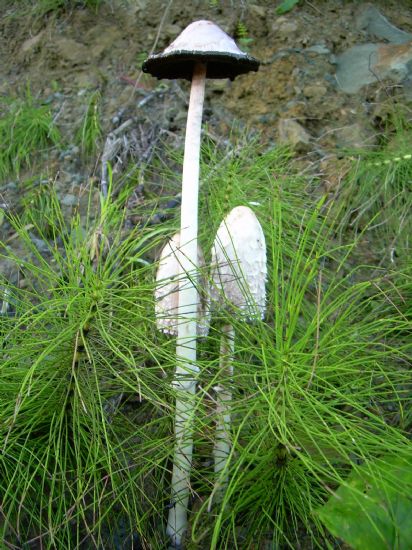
[210,205,267,502]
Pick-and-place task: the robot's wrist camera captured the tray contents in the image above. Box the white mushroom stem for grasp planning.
[213,323,235,502]
[166,61,207,547]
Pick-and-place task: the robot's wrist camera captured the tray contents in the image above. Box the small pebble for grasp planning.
[61,194,78,207]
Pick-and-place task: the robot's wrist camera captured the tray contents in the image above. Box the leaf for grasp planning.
[276,0,300,15]
[317,455,412,550]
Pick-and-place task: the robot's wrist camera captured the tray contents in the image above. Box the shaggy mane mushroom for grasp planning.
[210,205,267,503]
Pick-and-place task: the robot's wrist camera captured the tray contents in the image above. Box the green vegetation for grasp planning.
[334,118,412,262]
[234,21,254,49]
[19,0,104,17]
[276,0,300,15]
[76,90,102,158]
[0,88,61,180]
[20,177,56,237]
[0,182,173,548]
[0,132,411,547]
[318,454,412,549]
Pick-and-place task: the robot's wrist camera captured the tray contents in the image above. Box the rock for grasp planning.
[333,123,376,150]
[277,118,311,150]
[303,83,328,99]
[164,24,183,39]
[19,279,28,289]
[61,194,78,207]
[29,233,49,254]
[335,41,412,93]
[250,4,266,18]
[356,4,412,44]
[54,37,89,65]
[306,44,330,55]
[271,17,298,36]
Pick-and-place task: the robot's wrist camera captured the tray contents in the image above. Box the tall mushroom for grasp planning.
[143,21,259,547]
[210,205,267,502]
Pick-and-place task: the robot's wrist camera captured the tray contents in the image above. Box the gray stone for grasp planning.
[250,4,266,18]
[333,123,376,150]
[306,44,330,55]
[61,194,78,207]
[29,233,49,253]
[277,118,311,150]
[356,4,412,44]
[303,83,328,99]
[271,17,298,36]
[335,41,412,93]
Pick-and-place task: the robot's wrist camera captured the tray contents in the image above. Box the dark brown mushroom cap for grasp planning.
[142,20,259,81]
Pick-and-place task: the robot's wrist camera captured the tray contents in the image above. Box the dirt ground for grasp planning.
[1,0,411,149]
[1,0,411,282]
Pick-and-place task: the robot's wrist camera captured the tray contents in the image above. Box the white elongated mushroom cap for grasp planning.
[142,20,259,81]
[211,206,267,319]
[155,233,210,336]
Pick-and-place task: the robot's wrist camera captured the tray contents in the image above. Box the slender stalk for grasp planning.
[213,323,235,503]
[166,61,207,547]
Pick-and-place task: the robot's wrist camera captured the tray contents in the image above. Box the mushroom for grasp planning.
[143,21,259,546]
[155,232,210,337]
[210,205,267,502]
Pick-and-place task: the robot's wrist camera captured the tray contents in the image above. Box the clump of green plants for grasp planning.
[190,199,411,548]
[334,116,412,266]
[234,21,253,49]
[0,181,175,548]
[276,0,300,15]
[77,90,102,159]
[1,134,411,549]
[20,177,56,237]
[151,136,411,548]
[0,88,61,180]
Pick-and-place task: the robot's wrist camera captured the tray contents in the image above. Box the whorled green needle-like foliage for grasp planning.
[191,212,410,548]
[0,186,174,548]
[176,146,411,548]
[0,89,61,180]
[1,134,410,549]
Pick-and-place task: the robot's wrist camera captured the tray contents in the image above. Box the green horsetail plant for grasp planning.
[150,133,410,547]
[0,87,61,180]
[0,183,174,548]
[189,194,411,549]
